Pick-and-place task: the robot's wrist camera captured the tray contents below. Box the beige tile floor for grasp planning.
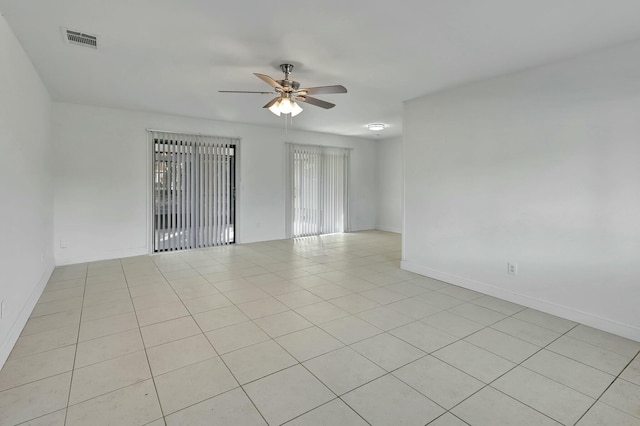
[1,231,639,425]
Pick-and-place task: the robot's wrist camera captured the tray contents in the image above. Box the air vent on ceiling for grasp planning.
[62,28,98,49]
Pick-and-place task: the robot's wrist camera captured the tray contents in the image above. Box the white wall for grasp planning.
[52,103,377,264]
[376,136,403,233]
[0,15,54,366]
[403,41,640,341]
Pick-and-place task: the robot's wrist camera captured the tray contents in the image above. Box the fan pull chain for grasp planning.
[284,113,289,138]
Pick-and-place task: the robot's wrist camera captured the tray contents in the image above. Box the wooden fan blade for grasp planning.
[299,85,347,95]
[254,73,284,89]
[263,97,281,108]
[219,90,274,94]
[296,96,335,109]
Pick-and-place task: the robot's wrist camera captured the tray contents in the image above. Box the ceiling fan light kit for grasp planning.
[220,64,347,117]
[268,100,282,116]
[268,95,303,117]
[290,101,303,116]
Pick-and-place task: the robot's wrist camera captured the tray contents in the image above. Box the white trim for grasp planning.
[283,143,292,240]
[146,128,242,140]
[401,260,640,342]
[376,225,402,234]
[400,104,407,261]
[233,140,242,244]
[284,141,353,150]
[0,262,55,368]
[56,247,148,266]
[147,131,154,254]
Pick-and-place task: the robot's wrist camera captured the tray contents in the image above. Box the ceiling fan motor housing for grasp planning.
[278,79,301,92]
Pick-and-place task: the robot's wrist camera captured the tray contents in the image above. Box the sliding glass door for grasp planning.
[286,143,350,238]
[150,131,237,252]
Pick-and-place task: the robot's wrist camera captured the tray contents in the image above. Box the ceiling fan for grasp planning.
[219,64,347,117]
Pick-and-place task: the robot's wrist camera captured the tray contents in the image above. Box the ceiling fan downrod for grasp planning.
[280,63,294,80]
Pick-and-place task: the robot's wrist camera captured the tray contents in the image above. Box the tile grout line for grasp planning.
[192,319,270,423]
[413,306,580,425]
[426,411,472,426]
[162,248,391,424]
[62,263,88,426]
[282,397,371,425]
[263,269,469,422]
[263,325,374,425]
[572,348,640,425]
[121,258,168,425]
[485,324,581,423]
[218,262,348,425]
[153,253,272,425]
[49,272,156,414]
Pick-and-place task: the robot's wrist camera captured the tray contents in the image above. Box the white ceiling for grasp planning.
[3,0,640,138]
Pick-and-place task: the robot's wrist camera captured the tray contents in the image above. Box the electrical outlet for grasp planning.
[507,262,518,276]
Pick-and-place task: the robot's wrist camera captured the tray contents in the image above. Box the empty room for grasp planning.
[0,1,639,425]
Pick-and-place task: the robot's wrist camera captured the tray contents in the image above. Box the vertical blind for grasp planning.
[285,143,350,238]
[150,130,237,252]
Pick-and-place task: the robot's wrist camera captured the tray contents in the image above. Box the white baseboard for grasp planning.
[401,260,640,342]
[0,261,55,368]
[55,247,149,266]
[375,225,402,234]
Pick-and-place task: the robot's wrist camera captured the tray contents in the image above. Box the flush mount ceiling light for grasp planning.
[367,123,386,131]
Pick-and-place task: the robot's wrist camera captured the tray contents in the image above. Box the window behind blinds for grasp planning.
[150,131,238,252]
